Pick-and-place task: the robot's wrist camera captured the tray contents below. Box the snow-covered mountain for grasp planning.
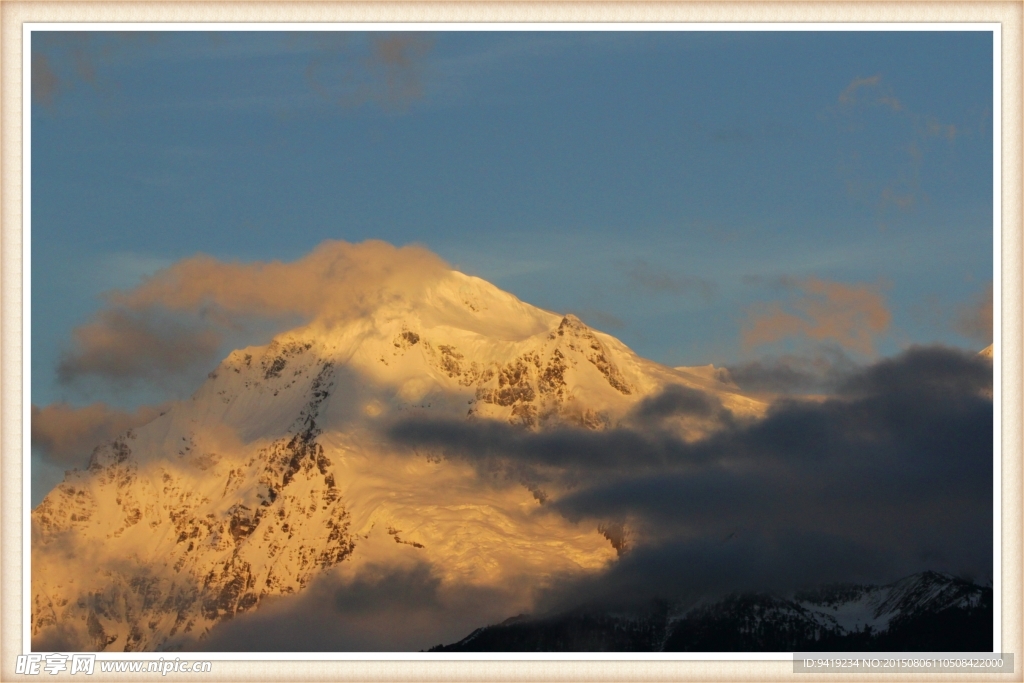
[32,270,765,652]
[435,571,993,652]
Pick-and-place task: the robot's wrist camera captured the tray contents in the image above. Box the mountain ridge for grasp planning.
[432,571,992,652]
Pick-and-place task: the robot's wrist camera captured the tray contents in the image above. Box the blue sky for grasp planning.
[31,29,994,414]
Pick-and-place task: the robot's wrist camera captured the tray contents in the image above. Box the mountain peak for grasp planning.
[32,269,768,652]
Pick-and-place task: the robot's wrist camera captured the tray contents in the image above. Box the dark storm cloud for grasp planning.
[387,346,993,603]
[534,532,899,614]
[629,383,725,422]
[389,418,685,477]
[837,342,992,399]
[388,386,737,477]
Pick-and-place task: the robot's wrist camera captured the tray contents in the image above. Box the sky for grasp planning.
[30,29,994,502]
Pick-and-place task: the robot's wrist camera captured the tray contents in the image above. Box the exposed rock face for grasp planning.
[464,316,633,428]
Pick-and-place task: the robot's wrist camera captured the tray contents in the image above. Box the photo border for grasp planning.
[3,3,1021,681]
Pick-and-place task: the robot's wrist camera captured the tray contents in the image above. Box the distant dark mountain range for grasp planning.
[432,571,992,652]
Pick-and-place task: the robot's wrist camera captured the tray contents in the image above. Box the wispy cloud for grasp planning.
[877,94,904,112]
[924,115,958,142]
[837,74,882,105]
[954,282,993,345]
[304,32,434,111]
[32,402,167,469]
[621,259,715,301]
[725,344,860,395]
[31,32,161,111]
[32,31,435,117]
[741,277,890,355]
[837,74,910,117]
[57,309,222,387]
[832,74,962,213]
[31,52,59,107]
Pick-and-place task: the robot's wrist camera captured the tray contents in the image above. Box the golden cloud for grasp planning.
[742,277,891,356]
[60,240,450,385]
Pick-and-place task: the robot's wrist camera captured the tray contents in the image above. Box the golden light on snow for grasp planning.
[32,268,765,651]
